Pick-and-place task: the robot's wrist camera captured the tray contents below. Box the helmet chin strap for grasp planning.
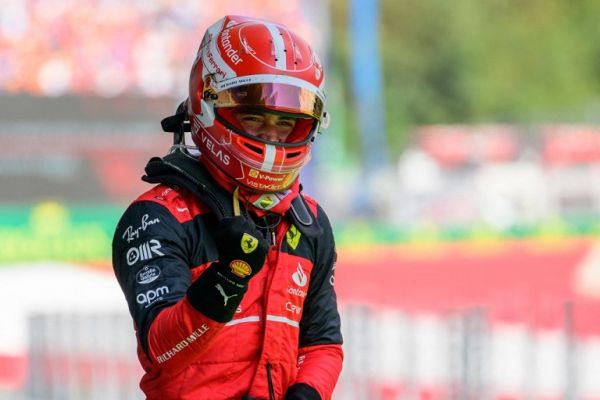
[232,186,241,217]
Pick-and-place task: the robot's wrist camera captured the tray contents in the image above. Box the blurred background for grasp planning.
[2,0,600,399]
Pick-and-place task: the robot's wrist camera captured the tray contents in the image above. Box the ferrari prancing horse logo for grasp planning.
[241,233,259,254]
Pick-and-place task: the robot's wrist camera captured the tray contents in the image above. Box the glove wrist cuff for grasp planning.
[285,383,321,400]
[187,264,247,323]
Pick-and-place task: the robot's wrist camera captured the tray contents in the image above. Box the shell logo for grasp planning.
[230,260,252,278]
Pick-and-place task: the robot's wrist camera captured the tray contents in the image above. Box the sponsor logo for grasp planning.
[330,262,336,286]
[252,194,280,210]
[135,265,161,285]
[245,180,284,191]
[216,76,254,91]
[205,47,227,78]
[220,27,244,65]
[230,259,252,278]
[248,169,284,182]
[287,287,307,298]
[286,301,302,315]
[286,225,301,250]
[292,263,307,287]
[126,239,165,266]
[154,187,173,201]
[122,214,160,243]
[156,324,210,364]
[248,169,285,183]
[258,196,274,209]
[257,173,284,182]
[201,133,230,165]
[136,286,169,307]
[215,283,239,306]
[241,233,259,254]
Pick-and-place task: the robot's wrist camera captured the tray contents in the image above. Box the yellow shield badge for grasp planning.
[241,233,259,254]
[286,224,301,250]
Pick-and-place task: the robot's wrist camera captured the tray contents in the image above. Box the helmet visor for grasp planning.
[211,83,324,121]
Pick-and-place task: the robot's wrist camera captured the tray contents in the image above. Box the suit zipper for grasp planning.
[264,217,276,246]
[266,362,275,400]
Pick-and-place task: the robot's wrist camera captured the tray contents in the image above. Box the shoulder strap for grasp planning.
[289,193,323,238]
[142,151,234,218]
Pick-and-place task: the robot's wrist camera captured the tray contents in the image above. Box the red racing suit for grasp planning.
[112,182,343,399]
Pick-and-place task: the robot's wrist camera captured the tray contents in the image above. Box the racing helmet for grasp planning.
[187,15,328,193]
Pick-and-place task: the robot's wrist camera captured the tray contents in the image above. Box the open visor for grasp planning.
[211,83,324,120]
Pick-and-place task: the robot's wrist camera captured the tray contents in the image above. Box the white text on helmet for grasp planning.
[257,173,284,182]
[220,28,243,65]
[206,47,227,78]
[246,181,282,191]
[201,133,230,165]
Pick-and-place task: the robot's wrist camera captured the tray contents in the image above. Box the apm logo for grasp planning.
[127,239,165,266]
[136,286,169,306]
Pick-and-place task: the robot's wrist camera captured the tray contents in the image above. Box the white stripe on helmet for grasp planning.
[263,23,287,70]
[262,144,276,171]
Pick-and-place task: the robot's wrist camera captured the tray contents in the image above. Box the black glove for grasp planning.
[285,383,321,400]
[213,216,269,287]
[187,216,269,322]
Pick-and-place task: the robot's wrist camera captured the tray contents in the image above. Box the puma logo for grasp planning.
[215,283,238,306]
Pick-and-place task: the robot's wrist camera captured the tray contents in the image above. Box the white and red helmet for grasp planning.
[187,15,328,193]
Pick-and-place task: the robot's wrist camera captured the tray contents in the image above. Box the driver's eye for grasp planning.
[240,115,264,123]
[278,120,295,127]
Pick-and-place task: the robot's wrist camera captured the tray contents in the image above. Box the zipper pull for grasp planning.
[262,216,276,246]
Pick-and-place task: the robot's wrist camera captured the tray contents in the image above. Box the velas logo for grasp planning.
[292,263,307,287]
[201,133,230,165]
[241,233,259,254]
[230,260,252,278]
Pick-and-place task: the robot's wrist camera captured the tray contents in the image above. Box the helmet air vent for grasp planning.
[244,142,263,155]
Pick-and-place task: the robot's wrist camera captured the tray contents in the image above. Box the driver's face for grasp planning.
[233,110,298,143]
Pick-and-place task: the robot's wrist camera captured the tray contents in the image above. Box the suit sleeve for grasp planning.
[112,200,225,375]
[289,205,343,399]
